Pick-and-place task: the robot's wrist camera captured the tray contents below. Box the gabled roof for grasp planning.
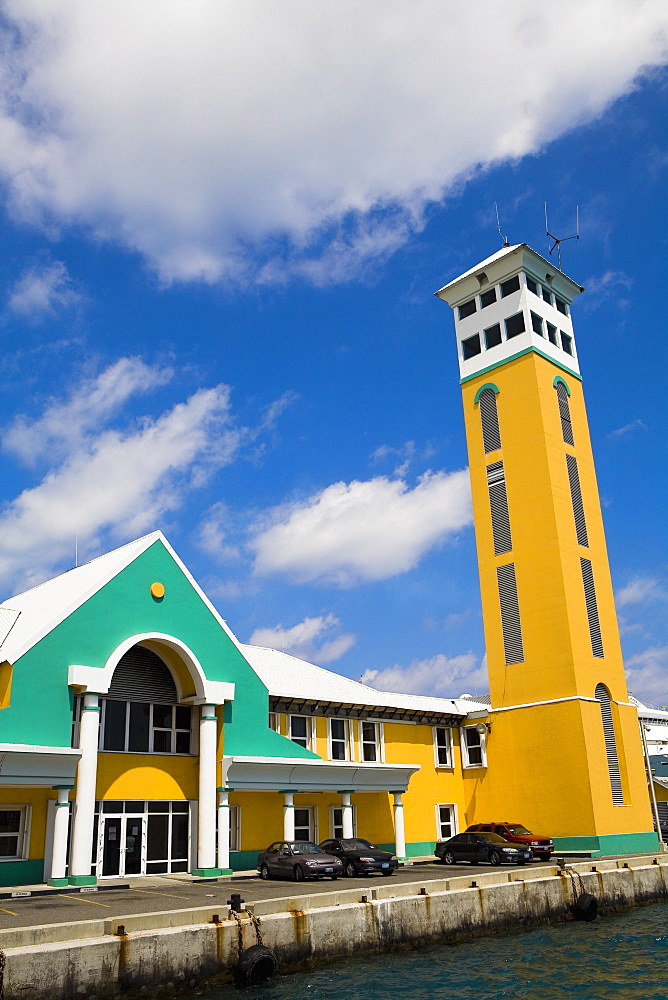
[0,531,242,665]
[240,643,488,719]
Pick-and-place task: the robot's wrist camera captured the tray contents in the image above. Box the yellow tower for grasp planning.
[436,244,658,855]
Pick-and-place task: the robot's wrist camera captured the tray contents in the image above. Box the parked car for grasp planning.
[466,823,553,861]
[319,838,398,877]
[435,831,532,866]
[257,841,343,881]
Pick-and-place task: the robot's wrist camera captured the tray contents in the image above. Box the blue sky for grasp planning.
[1,2,667,704]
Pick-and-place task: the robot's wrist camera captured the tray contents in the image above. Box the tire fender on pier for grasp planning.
[233,944,278,987]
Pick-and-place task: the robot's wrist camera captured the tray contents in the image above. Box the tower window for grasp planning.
[459,298,477,319]
[526,276,538,295]
[480,288,497,308]
[462,334,482,360]
[555,380,574,445]
[484,324,502,349]
[566,454,589,547]
[542,287,553,305]
[497,563,524,664]
[530,312,544,336]
[487,461,513,555]
[478,387,501,453]
[561,332,573,356]
[505,313,525,339]
[581,558,604,658]
[546,322,558,345]
[500,275,520,298]
[595,684,624,805]
[555,297,569,316]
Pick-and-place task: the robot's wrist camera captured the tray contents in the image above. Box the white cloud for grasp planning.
[7,260,81,318]
[616,576,665,608]
[196,502,240,563]
[249,469,472,586]
[360,651,484,699]
[249,613,356,665]
[0,362,264,591]
[0,2,666,284]
[610,418,648,438]
[625,646,668,705]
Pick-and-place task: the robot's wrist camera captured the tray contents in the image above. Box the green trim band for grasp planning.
[68,875,97,886]
[55,801,70,808]
[217,803,231,809]
[473,381,500,403]
[82,706,101,712]
[461,346,581,385]
[52,784,74,790]
[216,786,232,792]
[201,716,217,721]
[192,867,224,878]
[553,375,571,394]
[47,877,70,887]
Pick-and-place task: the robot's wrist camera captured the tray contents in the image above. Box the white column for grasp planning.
[196,704,219,873]
[70,693,101,883]
[48,786,72,885]
[392,791,407,861]
[341,792,354,839]
[217,788,231,873]
[283,792,295,841]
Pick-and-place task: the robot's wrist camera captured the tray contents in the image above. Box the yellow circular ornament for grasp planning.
[150,582,165,599]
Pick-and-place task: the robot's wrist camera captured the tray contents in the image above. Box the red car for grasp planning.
[466,823,553,861]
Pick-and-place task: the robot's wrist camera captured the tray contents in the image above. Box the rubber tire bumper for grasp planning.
[233,945,278,987]
[573,892,598,922]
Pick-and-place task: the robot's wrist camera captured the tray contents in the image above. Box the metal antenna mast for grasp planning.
[495,203,510,247]
[545,203,579,270]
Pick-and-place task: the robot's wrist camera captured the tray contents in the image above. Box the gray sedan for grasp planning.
[257,841,344,881]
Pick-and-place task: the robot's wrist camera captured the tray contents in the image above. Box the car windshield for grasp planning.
[505,825,532,835]
[341,839,374,850]
[292,842,323,855]
[478,833,508,844]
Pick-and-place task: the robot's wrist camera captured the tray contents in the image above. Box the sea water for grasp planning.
[204,902,668,1000]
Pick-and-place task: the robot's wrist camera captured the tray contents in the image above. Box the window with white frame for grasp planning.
[329,718,351,760]
[433,726,453,767]
[229,805,240,852]
[436,804,457,840]
[462,726,486,767]
[0,807,29,860]
[294,807,315,842]
[331,805,357,839]
[289,715,313,750]
[268,712,280,733]
[360,721,382,762]
[100,700,193,754]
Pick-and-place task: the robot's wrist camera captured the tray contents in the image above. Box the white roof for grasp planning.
[0,531,242,665]
[435,244,522,294]
[240,643,487,718]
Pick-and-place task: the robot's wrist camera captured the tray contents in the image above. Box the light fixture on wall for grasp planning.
[475,722,492,735]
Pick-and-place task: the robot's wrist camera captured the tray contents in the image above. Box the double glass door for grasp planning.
[101,815,144,877]
[95,800,190,878]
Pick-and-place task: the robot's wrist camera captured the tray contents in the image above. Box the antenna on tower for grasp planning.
[544,202,579,270]
[495,203,510,248]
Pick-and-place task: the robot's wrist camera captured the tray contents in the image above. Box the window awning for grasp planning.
[221,755,419,792]
[0,743,81,786]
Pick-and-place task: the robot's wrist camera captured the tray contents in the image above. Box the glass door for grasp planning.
[100,815,145,876]
[123,816,143,875]
[101,816,122,876]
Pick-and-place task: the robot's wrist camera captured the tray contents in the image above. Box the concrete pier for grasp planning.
[1,855,667,999]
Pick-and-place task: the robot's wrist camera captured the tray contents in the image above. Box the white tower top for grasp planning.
[435,244,584,383]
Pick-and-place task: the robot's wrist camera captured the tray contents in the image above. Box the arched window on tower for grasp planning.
[554,378,574,446]
[595,683,625,805]
[477,385,501,453]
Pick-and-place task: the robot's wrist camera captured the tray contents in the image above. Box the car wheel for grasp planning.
[381,869,395,876]
[443,850,456,865]
[330,875,338,880]
[345,860,357,878]
[489,851,502,866]
[259,864,270,880]
[540,853,552,862]
[293,865,305,882]
[517,860,526,866]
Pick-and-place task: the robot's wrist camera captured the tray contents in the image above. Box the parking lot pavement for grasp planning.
[0,859,549,931]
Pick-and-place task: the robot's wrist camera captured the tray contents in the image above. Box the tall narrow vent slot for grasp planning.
[566,454,589,547]
[479,388,501,453]
[497,563,524,664]
[580,558,604,658]
[595,683,625,805]
[555,381,574,446]
[487,461,512,555]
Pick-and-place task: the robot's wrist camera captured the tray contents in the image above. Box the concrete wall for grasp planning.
[2,856,667,1000]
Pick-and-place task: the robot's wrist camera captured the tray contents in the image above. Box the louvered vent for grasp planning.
[479,388,501,453]
[556,382,574,446]
[595,683,625,805]
[580,559,604,658]
[487,461,512,555]
[497,563,524,664]
[107,645,178,702]
[566,454,589,547]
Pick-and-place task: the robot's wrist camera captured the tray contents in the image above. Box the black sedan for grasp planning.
[435,831,532,866]
[319,838,398,877]
[257,841,343,881]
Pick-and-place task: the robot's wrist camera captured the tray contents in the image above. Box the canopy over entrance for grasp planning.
[221,755,419,792]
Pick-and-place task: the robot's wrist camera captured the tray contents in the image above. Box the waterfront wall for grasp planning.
[2,855,667,999]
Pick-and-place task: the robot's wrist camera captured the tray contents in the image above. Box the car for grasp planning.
[319,838,398,877]
[435,831,533,866]
[257,841,344,881]
[466,823,553,861]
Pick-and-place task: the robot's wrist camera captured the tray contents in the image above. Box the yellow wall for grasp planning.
[0,786,52,860]
[96,753,198,800]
